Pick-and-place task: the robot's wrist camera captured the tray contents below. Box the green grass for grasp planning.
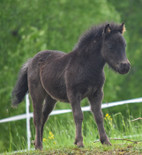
[2,111,142,154]
[6,141,142,154]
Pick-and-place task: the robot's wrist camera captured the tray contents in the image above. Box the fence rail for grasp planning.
[0,95,142,150]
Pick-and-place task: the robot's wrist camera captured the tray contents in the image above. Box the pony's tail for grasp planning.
[12,60,30,107]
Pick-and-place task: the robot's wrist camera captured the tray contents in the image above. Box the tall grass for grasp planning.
[2,108,142,153]
[41,112,142,150]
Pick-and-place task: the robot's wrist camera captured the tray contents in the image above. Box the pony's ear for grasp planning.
[120,23,126,34]
[104,24,111,34]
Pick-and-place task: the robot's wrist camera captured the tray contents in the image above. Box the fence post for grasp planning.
[26,94,31,150]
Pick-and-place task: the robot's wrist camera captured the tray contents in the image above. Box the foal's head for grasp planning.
[101,23,130,74]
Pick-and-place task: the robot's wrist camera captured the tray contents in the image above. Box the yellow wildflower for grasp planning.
[105,113,112,121]
[106,113,109,117]
[48,131,54,140]
[43,138,47,142]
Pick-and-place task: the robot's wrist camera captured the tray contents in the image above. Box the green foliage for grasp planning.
[0,0,142,153]
[108,0,142,99]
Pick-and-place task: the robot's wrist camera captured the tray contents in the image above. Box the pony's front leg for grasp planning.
[69,93,84,147]
[88,89,111,145]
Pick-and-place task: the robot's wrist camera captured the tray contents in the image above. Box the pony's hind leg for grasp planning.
[29,83,45,150]
[41,95,56,141]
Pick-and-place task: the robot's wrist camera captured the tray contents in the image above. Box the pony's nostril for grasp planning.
[121,62,130,67]
[121,63,126,68]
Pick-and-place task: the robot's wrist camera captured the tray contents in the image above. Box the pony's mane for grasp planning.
[74,23,122,50]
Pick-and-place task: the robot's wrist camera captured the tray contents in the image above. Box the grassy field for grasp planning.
[8,141,142,154]
[3,109,142,154]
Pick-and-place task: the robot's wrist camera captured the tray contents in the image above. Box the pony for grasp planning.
[12,23,130,150]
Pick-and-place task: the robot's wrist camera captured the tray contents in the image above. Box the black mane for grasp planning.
[74,23,123,51]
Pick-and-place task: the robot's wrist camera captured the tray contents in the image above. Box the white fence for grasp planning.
[0,94,142,150]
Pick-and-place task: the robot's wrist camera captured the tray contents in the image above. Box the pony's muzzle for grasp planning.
[119,60,131,74]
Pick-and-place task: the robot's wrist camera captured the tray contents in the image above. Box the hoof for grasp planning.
[33,140,43,150]
[35,145,43,150]
[103,140,112,146]
[100,137,112,146]
[74,140,84,148]
[78,144,84,148]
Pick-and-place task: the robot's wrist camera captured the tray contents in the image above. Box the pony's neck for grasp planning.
[71,25,106,71]
[72,39,106,72]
